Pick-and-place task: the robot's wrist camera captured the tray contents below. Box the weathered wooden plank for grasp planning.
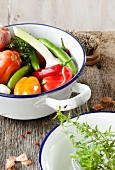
[0,0,9,26]
[3,0,115,30]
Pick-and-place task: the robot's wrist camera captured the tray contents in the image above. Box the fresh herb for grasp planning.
[54,107,115,170]
[7,36,40,70]
[7,36,32,65]
[12,26,62,68]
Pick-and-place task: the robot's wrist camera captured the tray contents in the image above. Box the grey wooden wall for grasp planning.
[0,0,115,30]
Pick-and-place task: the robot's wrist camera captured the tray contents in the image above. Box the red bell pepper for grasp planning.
[0,50,22,84]
[33,64,62,79]
[42,66,73,92]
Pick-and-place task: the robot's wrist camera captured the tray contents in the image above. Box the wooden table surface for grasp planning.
[0,1,115,168]
[1,0,115,30]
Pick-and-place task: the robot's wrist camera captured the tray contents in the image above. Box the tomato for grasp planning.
[0,50,22,84]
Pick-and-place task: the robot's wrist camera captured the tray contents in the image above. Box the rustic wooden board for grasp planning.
[1,0,115,30]
[0,0,9,26]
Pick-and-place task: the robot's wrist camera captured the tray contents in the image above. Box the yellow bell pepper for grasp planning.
[14,76,41,95]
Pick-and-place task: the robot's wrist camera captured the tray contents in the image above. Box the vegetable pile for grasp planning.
[54,108,115,170]
[0,26,77,95]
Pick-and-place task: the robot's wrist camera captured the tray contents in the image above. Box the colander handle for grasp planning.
[45,83,91,111]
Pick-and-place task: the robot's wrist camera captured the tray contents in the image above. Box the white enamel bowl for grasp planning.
[0,23,91,120]
[38,111,115,170]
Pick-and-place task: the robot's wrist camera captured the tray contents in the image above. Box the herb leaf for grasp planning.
[53,109,115,170]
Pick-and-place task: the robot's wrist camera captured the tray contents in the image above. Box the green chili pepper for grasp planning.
[29,48,40,71]
[7,65,32,90]
[38,38,77,76]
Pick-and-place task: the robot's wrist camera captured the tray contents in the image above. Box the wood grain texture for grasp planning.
[0,0,115,169]
[0,31,115,170]
[0,0,9,26]
[1,0,115,30]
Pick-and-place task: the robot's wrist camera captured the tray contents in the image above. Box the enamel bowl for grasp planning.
[38,111,115,170]
[0,23,91,120]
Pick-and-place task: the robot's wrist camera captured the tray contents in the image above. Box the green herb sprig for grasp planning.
[54,107,115,170]
[7,36,33,65]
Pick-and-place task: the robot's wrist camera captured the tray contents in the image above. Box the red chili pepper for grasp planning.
[33,64,62,79]
[61,38,71,56]
[64,49,71,56]
[42,66,73,92]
